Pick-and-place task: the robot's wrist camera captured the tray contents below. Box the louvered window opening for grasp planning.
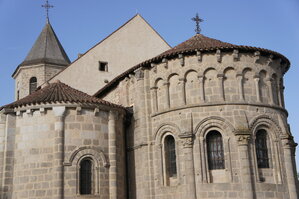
[29,77,37,95]
[256,130,270,168]
[80,159,92,195]
[207,131,225,170]
[165,135,177,177]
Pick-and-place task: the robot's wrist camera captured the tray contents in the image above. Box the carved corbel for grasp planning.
[162,58,168,69]
[151,63,157,73]
[196,50,202,62]
[233,49,239,61]
[216,49,222,62]
[178,54,185,66]
[254,51,260,63]
[267,54,274,66]
[134,67,145,80]
[76,106,82,115]
[94,108,99,116]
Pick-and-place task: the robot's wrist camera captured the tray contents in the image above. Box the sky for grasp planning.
[0,0,299,167]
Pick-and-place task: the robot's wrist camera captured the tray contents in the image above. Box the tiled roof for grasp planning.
[12,21,70,77]
[2,81,123,109]
[94,34,290,97]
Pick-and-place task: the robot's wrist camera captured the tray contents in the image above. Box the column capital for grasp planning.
[134,67,145,80]
[179,132,194,148]
[235,130,251,146]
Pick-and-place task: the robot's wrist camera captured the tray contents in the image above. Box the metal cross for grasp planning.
[42,0,54,21]
[192,13,204,34]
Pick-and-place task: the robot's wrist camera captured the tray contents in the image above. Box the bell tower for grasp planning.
[12,1,70,100]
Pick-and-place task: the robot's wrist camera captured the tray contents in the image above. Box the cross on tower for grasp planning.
[192,13,204,34]
[42,0,54,22]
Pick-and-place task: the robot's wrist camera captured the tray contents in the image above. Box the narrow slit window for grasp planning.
[255,129,270,168]
[80,158,92,195]
[207,131,225,170]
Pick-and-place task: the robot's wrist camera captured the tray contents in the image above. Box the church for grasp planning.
[0,10,298,199]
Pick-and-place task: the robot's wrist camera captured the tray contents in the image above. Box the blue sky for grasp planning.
[0,0,299,167]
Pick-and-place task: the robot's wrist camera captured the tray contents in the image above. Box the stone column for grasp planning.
[266,78,274,105]
[53,106,66,199]
[108,110,118,199]
[150,87,158,112]
[281,136,298,199]
[236,73,244,101]
[179,78,186,106]
[217,74,225,101]
[179,132,196,199]
[236,132,254,199]
[164,82,170,109]
[254,75,261,103]
[198,75,205,103]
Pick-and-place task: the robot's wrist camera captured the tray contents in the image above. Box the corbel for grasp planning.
[94,108,99,116]
[254,51,260,63]
[39,107,45,115]
[134,67,145,80]
[233,49,239,61]
[216,49,222,62]
[151,63,157,73]
[26,109,32,115]
[162,58,168,69]
[267,54,274,66]
[178,54,185,66]
[196,50,202,62]
[76,106,82,115]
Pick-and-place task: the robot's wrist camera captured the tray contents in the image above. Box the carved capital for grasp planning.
[237,135,251,146]
[281,136,297,149]
[235,130,251,146]
[179,132,194,148]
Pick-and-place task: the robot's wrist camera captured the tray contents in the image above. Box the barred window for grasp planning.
[255,129,269,168]
[207,131,225,170]
[164,135,177,177]
[80,158,92,195]
[29,77,37,95]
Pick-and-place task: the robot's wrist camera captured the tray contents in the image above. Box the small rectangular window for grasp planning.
[99,61,108,72]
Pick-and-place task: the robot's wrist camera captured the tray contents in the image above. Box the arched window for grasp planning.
[29,77,37,94]
[80,158,92,195]
[164,135,177,177]
[207,131,225,170]
[255,129,269,168]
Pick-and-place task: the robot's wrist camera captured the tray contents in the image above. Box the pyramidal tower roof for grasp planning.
[15,21,70,72]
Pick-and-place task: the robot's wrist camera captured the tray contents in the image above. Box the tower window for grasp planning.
[17,90,20,100]
[29,77,37,95]
[207,131,225,170]
[255,129,269,168]
[164,135,177,178]
[80,158,92,195]
[99,61,108,72]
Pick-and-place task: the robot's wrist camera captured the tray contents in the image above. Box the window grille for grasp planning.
[255,129,269,168]
[207,131,225,170]
[80,158,92,195]
[164,135,177,177]
[29,77,37,95]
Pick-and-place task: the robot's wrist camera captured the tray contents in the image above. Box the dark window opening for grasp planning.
[29,77,37,95]
[207,131,225,170]
[17,90,20,100]
[165,135,177,177]
[99,61,108,72]
[80,158,92,195]
[256,129,270,168]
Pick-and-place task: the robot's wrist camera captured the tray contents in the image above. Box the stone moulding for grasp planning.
[64,146,109,168]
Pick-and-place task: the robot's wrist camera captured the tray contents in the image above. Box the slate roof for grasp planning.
[94,34,290,97]
[12,21,71,77]
[2,81,123,110]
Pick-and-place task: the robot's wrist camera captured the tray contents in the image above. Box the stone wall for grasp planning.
[0,105,126,199]
[103,50,298,199]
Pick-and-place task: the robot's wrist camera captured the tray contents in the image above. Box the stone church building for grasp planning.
[0,14,298,199]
